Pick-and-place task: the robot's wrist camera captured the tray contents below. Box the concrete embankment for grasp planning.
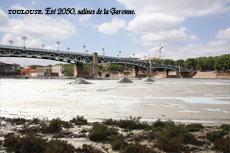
[193,71,230,79]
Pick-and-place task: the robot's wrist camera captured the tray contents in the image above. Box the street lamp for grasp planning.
[118,51,121,60]
[67,47,70,53]
[83,45,86,54]
[22,36,27,50]
[133,53,135,61]
[102,48,105,57]
[9,40,14,46]
[56,41,61,52]
[41,44,45,49]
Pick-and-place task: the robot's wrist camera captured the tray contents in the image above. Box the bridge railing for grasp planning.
[0,44,92,57]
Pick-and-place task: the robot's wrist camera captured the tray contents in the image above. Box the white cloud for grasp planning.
[117,0,230,17]
[140,27,188,46]
[117,0,230,46]
[216,27,230,39]
[130,40,230,60]
[167,40,230,59]
[98,17,126,34]
[78,14,92,24]
[0,10,9,27]
[127,13,184,33]
[189,34,198,41]
[0,9,76,47]
[11,4,27,10]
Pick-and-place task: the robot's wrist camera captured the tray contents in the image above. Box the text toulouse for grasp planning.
[8,7,135,15]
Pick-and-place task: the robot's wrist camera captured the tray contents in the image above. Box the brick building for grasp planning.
[21,66,38,76]
[0,62,20,73]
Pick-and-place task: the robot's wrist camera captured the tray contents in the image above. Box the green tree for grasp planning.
[214,54,230,71]
[176,59,185,67]
[63,64,74,76]
[82,64,89,73]
[29,65,44,68]
[164,59,176,65]
[184,58,196,69]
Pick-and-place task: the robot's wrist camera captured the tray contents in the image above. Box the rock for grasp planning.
[142,77,155,82]
[117,77,133,83]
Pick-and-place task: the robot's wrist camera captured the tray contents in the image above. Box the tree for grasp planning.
[164,59,176,65]
[214,54,230,71]
[176,59,184,67]
[184,58,196,70]
[63,64,74,76]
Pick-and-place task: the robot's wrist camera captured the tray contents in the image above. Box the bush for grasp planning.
[182,132,199,145]
[153,119,164,127]
[8,118,27,125]
[70,116,88,125]
[3,135,20,151]
[30,118,41,124]
[89,123,118,141]
[45,139,75,153]
[213,137,230,153]
[220,124,230,133]
[40,118,71,133]
[206,130,224,142]
[156,132,183,152]
[75,144,103,153]
[46,119,62,133]
[4,135,47,153]
[186,123,204,132]
[165,123,188,137]
[4,135,76,153]
[123,143,156,153]
[103,118,117,125]
[110,135,127,150]
[156,122,199,151]
[117,117,149,130]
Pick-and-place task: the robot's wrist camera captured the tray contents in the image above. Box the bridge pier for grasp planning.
[165,69,169,78]
[130,67,139,77]
[176,66,182,78]
[147,60,152,77]
[89,52,98,78]
[73,64,83,78]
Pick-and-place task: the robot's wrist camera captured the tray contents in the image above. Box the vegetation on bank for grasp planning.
[1,117,230,153]
[151,54,230,71]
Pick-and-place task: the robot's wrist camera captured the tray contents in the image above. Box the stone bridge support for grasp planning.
[89,52,98,78]
[147,60,152,77]
[165,69,169,78]
[130,67,139,77]
[73,64,83,78]
[176,66,182,78]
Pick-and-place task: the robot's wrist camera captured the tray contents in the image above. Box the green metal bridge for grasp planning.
[0,45,190,72]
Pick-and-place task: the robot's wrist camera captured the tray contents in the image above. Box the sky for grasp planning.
[0,0,230,66]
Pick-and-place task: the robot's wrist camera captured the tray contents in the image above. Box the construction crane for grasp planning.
[154,45,164,59]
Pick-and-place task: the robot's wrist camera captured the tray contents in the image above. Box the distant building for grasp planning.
[0,62,20,73]
[52,65,64,77]
[21,67,38,76]
[37,67,52,77]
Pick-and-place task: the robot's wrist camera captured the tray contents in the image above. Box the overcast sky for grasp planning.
[0,0,230,66]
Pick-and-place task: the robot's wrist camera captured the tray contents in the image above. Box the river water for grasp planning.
[0,78,229,125]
